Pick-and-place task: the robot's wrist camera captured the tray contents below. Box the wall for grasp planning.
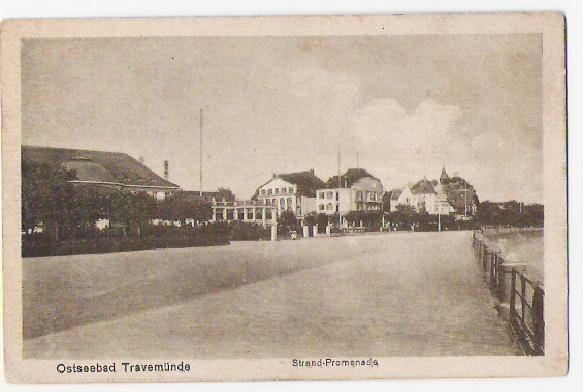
[256,177,297,214]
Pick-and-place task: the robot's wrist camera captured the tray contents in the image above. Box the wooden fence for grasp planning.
[472,230,545,355]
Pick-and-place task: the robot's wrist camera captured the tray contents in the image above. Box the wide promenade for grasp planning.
[24,231,517,358]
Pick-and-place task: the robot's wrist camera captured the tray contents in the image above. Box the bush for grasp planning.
[22,223,230,257]
[227,221,270,241]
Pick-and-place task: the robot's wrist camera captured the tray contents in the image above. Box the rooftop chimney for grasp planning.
[310,168,315,174]
[163,160,169,180]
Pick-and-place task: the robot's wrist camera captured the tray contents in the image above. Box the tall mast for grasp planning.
[199,108,203,197]
[338,147,342,227]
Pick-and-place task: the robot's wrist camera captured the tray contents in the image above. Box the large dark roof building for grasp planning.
[325,168,380,189]
[277,169,327,197]
[22,145,180,195]
[253,169,326,199]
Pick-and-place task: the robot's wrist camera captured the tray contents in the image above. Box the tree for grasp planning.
[477,200,543,228]
[216,187,236,202]
[382,191,391,212]
[21,161,77,241]
[316,213,330,231]
[345,210,363,227]
[277,210,297,229]
[105,191,156,237]
[302,212,318,227]
[68,186,108,238]
[158,193,212,225]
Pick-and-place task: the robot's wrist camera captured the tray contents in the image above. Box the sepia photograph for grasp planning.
[1,13,568,382]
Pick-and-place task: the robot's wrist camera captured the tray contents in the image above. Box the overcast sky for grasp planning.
[22,34,542,203]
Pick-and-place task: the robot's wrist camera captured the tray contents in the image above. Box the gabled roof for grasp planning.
[253,169,326,199]
[22,145,179,188]
[390,188,403,200]
[326,168,381,188]
[278,170,326,197]
[410,178,436,194]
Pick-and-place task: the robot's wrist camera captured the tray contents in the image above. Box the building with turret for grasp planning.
[390,167,477,216]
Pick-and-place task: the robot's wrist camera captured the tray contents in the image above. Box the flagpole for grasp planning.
[337,146,342,228]
[199,108,203,197]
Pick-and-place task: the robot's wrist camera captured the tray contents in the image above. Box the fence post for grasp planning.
[532,285,545,355]
[520,275,527,323]
[510,269,517,321]
[489,252,496,285]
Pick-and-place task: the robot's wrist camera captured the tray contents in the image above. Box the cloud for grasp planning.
[346,97,467,186]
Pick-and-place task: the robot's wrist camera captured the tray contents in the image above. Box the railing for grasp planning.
[212,200,277,207]
[509,269,545,356]
[472,230,544,356]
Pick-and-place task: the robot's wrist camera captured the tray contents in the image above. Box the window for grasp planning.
[268,189,272,195]
[366,191,370,201]
[261,189,266,195]
[326,191,333,199]
[319,192,325,199]
[287,198,292,210]
[272,199,276,206]
[326,203,333,210]
[275,188,279,194]
[336,192,339,201]
[356,191,362,201]
[289,187,294,193]
[266,199,271,205]
[280,198,285,207]
[319,204,325,211]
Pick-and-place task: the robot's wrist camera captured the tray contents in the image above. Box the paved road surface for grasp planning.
[24,231,518,358]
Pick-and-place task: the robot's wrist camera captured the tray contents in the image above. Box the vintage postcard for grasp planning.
[1,13,567,382]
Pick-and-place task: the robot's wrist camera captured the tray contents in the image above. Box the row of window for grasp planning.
[318,191,338,200]
[264,197,293,207]
[317,190,382,202]
[260,186,295,196]
[318,203,339,212]
[356,191,381,202]
[356,204,381,211]
[146,191,172,200]
[215,209,274,220]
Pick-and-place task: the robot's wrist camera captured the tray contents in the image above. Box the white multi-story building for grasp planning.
[316,168,385,216]
[390,170,456,215]
[253,169,325,218]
